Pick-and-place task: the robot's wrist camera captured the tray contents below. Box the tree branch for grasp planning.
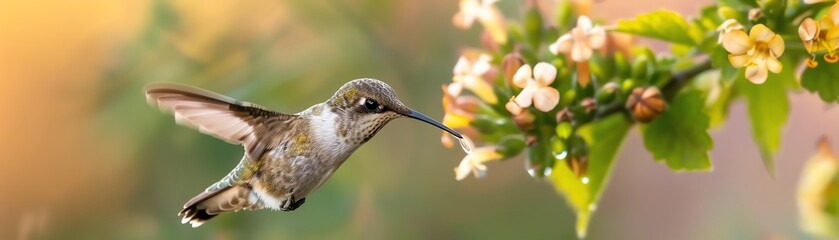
[594,59,713,120]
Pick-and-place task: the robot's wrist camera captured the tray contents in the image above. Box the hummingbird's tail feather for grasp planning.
[178,184,254,228]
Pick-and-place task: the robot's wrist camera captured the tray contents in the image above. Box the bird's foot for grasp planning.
[280,197,306,211]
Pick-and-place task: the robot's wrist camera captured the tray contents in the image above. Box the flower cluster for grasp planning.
[798,3,839,67]
[440,0,839,238]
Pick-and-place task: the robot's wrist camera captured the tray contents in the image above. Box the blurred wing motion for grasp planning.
[145,83,296,160]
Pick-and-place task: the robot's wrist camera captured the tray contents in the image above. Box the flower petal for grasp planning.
[454,156,474,180]
[441,132,454,148]
[799,18,819,42]
[515,84,537,107]
[472,147,502,164]
[749,24,775,42]
[577,16,593,31]
[550,34,573,55]
[533,62,557,85]
[447,82,463,97]
[505,97,523,115]
[453,56,470,75]
[722,30,752,54]
[571,43,593,62]
[745,64,768,84]
[512,64,532,88]
[533,87,560,112]
[768,35,785,57]
[478,6,508,44]
[831,4,839,25]
[587,26,606,49]
[472,54,492,75]
[728,54,751,68]
[766,57,783,74]
[464,76,498,104]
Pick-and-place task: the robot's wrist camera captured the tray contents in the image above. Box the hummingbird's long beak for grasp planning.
[404,109,463,139]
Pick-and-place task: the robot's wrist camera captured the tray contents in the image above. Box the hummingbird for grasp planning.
[145,78,462,228]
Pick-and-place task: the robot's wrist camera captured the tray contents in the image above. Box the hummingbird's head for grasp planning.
[328,78,462,144]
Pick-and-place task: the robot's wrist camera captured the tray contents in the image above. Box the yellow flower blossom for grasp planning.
[799,4,839,65]
[453,54,498,104]
[454,146,503,180]
[549,16,606,62]
[722,24,785,84]
[803,0,835,4]
[453,0,507,44]
[511,62,560,112]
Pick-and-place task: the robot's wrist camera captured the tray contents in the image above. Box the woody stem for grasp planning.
[594,59,713,120]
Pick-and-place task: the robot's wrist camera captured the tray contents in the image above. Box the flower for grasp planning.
[510,62,560,112]
[453,53,498,104]
[453,0,507,44]
[721,24,785,84]
[798,4,839,65]
[549,16,606,62]
[716,19,744,44]
[440,83,479,148]
[454,146,503,180]
[803,0,835,4]
[798,136,839,237]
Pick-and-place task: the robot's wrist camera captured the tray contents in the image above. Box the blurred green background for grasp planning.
[2,0,839,239]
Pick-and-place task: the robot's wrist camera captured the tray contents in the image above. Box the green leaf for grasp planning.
[615,10,703,46]
[801,63,839,103]
[642,91,713,170]
[710,46,740,84]
[550,115,631,238]
[692,70,733,128]
[738,60,791,176]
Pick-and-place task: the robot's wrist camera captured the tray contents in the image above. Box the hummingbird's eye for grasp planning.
[363,98,383,112]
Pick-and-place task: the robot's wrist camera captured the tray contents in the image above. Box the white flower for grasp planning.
[549,16,606,62]
[453,54,498,104]
[454,146,502,180]
[510,62,560,112]
[453,0,507,43]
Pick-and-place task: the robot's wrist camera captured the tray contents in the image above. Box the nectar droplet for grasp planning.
[458,135,474,155]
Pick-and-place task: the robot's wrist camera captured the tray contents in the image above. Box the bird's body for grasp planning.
[145,78,461,227]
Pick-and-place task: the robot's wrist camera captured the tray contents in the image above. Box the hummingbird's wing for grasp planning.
[145,83,297,160]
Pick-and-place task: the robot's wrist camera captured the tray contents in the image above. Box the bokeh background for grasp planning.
[2,0,838,239]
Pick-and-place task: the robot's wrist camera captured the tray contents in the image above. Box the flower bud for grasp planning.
[581,98,596,114]
[502,53,526,87]
[596,82,619,103]
[506,96,524,115]
[565,134,589,178]
[631,55,650,81]
[513,110,535,131]
[748,8,763,21]
[626,86,665,123]
[555,107,575,122]
[455,96,480,115]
